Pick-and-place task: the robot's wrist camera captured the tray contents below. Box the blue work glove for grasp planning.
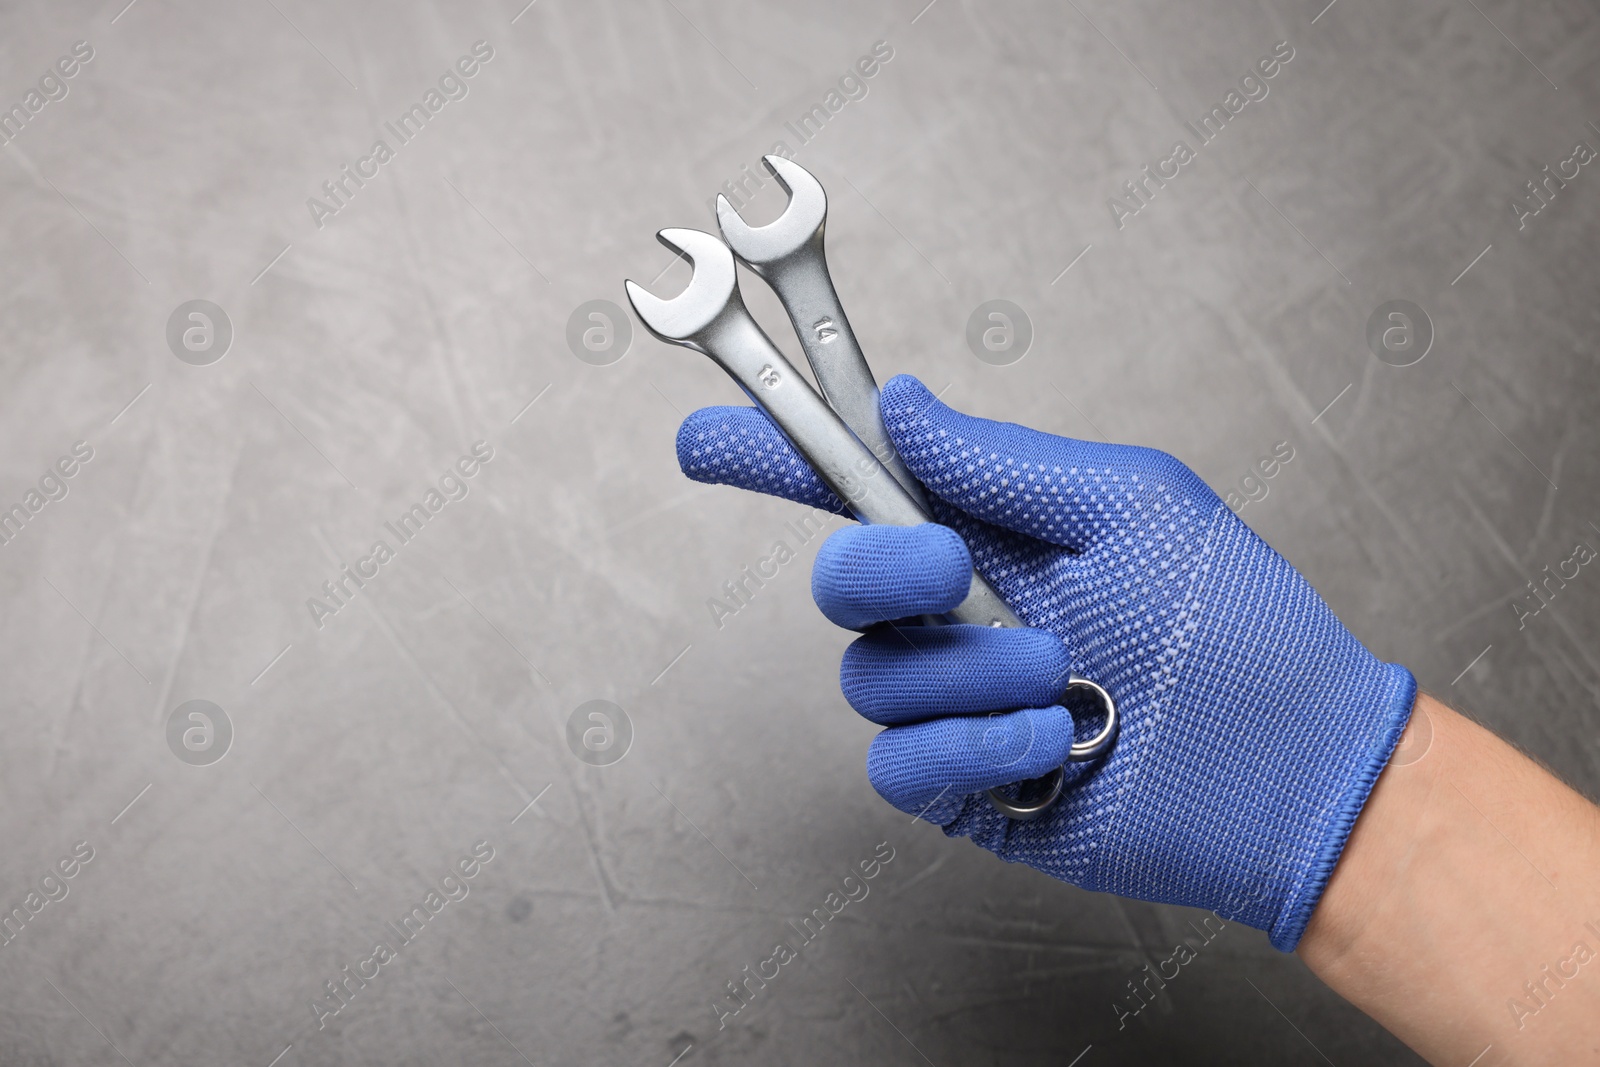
[678,375,1415,951]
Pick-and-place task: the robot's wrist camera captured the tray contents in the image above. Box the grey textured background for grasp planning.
[1,0,1597,1063]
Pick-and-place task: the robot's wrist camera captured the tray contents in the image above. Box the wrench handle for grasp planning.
[761,253,932,513]
[701,311,1023,629]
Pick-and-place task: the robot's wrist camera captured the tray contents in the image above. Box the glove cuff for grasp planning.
[1267,663,1418,951]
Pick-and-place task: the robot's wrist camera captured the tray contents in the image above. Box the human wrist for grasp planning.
[1299,692,1600,1064]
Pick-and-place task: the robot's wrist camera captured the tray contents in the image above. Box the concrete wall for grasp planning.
[0,0,1596,1063]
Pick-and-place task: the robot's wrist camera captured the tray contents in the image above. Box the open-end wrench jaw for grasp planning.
[623,228,745,352]
[715,155,828,272]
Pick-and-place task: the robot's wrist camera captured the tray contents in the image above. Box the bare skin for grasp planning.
[1299,691,1600,1065]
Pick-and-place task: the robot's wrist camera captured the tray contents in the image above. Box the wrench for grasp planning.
[715,156,928,510]
[713,161,1024,635]
[626,229,1016,627]
[625,229,1117,820]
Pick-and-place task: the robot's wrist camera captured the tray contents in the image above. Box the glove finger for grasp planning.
[677,405,848,514]
[865,706,1076,815]
[899,493,1094,657]
[841,624,1071,725]
[881,374,1208,550]
[810,524,970,629]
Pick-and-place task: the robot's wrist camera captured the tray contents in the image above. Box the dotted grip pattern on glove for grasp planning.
[676,375,1416,951]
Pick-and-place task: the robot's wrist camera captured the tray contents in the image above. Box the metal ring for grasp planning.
[983,674,1118,820]
[985,766,1064,821]
[1065,674,1118,762]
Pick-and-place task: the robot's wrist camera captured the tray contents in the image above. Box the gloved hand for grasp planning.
[678,375,1415,951]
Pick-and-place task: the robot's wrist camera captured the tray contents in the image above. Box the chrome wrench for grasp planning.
[625,229,1117,820]
[715,159,1023,632]
[715,156,927,509]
